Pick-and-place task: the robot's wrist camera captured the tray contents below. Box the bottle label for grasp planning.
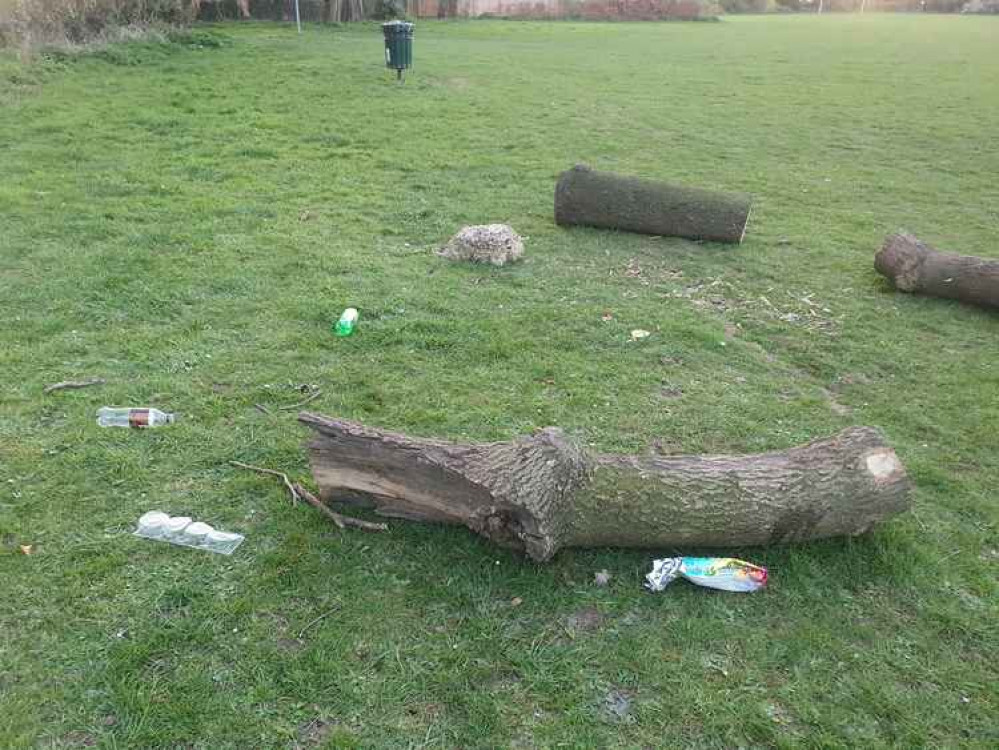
[129,409,150,428]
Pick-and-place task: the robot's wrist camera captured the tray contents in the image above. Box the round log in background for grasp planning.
[554,164,752,244]
[876,233,999,309]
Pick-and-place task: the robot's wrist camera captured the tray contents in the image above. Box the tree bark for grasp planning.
[875,233,999,309]
[300,413,911,562]
[554,164,752,244]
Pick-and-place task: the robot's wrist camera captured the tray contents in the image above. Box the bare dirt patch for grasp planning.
[564,605,605,633]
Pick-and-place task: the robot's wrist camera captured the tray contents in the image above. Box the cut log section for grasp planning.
[301,413,911,562]
[875,233,999,309]
[554,164,752,244]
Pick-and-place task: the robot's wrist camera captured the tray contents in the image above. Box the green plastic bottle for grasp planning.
[334,307,359,337]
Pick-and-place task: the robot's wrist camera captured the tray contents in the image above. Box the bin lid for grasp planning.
[382,20,414,29]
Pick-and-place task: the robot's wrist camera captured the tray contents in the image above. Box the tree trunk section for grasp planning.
[554,164,752,244]
[875,233,999,309]
[300,413,911,562]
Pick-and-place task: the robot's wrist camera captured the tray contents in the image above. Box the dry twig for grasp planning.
[293,483,388,532]
[278,390,322,411]
[229,461,387,533]
[298,603,340,639]
[229,461,300,505]
[44,378,106,394]
[253,403,272,415]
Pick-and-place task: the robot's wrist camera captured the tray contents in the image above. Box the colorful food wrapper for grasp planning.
[645,557,767,593]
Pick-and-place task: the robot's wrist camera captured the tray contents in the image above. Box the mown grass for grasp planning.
[1,16,997,748]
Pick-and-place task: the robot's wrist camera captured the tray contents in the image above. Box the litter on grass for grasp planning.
[645,556,767,593]
[135,511,244,555]
[334,308,358,337]
[97,407,174,428]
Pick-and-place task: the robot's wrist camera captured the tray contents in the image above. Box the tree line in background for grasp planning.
[192,0,995,17]
[1,0,995,56]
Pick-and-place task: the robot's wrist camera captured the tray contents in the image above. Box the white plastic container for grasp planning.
[134,512,243,555]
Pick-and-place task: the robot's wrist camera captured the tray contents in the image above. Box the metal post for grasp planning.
[295,0,302,34]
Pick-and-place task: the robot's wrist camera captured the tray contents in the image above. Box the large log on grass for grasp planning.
[554,164,752,244]
[875,233,999,309]
[300,413,911,562]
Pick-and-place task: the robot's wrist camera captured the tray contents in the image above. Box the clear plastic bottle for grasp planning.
[334,307,359,337]
[97,407,175,428]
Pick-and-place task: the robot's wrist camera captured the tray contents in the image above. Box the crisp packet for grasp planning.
[645,557,767,593]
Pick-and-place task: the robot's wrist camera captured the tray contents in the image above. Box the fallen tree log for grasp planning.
[554,164,752,244]
[300,413,911,562]
[875,233,999,309]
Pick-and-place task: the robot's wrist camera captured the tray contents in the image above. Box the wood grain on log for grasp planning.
[300,413,911,562]
[875,233,999,309]
[554,164,752,244]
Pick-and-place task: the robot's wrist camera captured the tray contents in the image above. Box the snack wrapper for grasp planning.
[645,557,767,593]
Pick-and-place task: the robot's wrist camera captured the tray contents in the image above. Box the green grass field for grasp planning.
[2,15,998,748]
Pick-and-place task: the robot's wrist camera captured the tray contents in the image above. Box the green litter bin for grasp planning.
[382,21,414,81]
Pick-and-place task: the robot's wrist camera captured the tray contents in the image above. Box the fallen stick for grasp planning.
[298,603,341,639]
[229,460,387,532]
[279,390,322,411]
[230,461,299,505]
[293,483,388,532]
[44,378,106,394]
[301,412,911,562]
[875,233,999,309]
[554,164,752,244]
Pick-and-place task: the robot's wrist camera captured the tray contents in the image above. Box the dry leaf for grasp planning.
[594,570,611,587]
[19,545,33,555]
[511,597,523,607]
[601,311,613,322]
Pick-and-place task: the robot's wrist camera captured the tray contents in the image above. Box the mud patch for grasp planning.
[276,637,305,653]
[297,718,336,747]
[821,387,853,416]
[651,437,684,455]
[61,731,97,747]
[564,605,604,633]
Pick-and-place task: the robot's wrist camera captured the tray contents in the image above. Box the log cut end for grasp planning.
[865,447,903,483]
[875,233,929,292]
